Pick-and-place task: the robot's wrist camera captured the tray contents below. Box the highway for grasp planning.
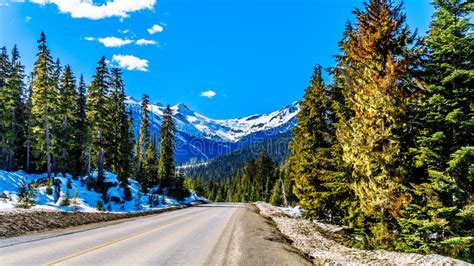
[0,203,309,265]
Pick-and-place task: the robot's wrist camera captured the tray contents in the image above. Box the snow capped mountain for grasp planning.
[126,97,300,163]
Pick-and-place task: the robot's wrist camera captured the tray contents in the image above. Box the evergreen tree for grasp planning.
[143,135,158,190]
[17,181,36,209]
[172,170,189,201]
[0,47,10,169]
[11,46,28,171]
[135,94,151,185]
[50,58,62,176]
[61,189,71,206]
[270,176,284,206]
[289,65,352,223]
[255,152,275,202]
[281,163,297,206]
[109,68,133,199]
[31,32,56,177]
[194,175,204,195]
[57,65,78,177]
[87,56,110,193]
[1,46,26,171]
[398,0,474,257]
[184,176,194,191]
[334,0,422,247]
[231,172,242,202]
[70,75,89,178]
[241,159,255,202]
[204,179,214,200]
[157,105,176,195]
[24,74,34,173]
[46,176,53,195]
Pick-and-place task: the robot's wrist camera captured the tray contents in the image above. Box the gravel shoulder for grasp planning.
[255,202,472,266]
[208,203,311,265]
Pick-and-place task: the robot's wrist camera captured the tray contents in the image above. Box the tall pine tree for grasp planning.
[87,56,110,193]
[289,65,352,223]
[143,135,158,190]
[399,0,474,257]
[135,94,151,186]
[31,32,56,177]
[57,65,78,177]
[50,58,62,176]
[335,0,421,247]
[109,68,133,199]
[0,47,9,169]
[158,105,176,195]
[70,75,89,177]
[1,46,26,170]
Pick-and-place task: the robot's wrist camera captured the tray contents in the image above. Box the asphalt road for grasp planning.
[0,203,309,265]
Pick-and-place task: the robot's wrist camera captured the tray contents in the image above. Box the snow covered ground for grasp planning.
[0,170,203,213]
[277,205,303,218]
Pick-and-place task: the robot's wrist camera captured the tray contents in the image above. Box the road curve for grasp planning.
[0,203,309,265]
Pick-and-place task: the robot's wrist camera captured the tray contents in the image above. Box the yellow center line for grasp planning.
[42,208,212,266]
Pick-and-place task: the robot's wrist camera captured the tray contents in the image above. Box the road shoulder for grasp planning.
[207,203,311,265]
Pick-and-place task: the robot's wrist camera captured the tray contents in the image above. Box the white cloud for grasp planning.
[25,16,32,23]
[200,90,217,99]
[136,39,157,46]
[30,0,156,20]
[118,29,130,34]
[85,36,158,47]
[97,37,133,47]
[112,54,149,71]
[147,24,163,35]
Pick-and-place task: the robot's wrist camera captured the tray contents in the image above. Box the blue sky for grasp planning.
[0,0,434,119]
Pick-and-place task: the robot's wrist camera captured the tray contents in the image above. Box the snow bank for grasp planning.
[256,202,470,265]
[277,205,303,218]
[0,170,200,213]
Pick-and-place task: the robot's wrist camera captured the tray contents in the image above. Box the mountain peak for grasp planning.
[126,97,299,162]
[172,103,194,115]
[127,96,299,142]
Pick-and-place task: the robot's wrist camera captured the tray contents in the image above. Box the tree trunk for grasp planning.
[87,146,91,176]
[97,128,105,193]
[45,107,51,178]
[61,116,67,177]
[281,178,288,207]
[26,141,30,173]
[61,147,66,177]
[6,150,13,171]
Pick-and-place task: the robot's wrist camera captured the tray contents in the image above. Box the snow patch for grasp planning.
[0,170,201,213]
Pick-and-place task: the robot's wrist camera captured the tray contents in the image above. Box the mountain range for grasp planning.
[126,97,300,163]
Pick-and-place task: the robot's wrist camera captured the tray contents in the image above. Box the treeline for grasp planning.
[184,152,297,205]
[288,0,472,260]
[182,131,293,180]
[0,32,187,200]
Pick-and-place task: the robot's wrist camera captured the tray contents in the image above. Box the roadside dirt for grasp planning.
[208,203,311,265]
[0,206,186,238]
